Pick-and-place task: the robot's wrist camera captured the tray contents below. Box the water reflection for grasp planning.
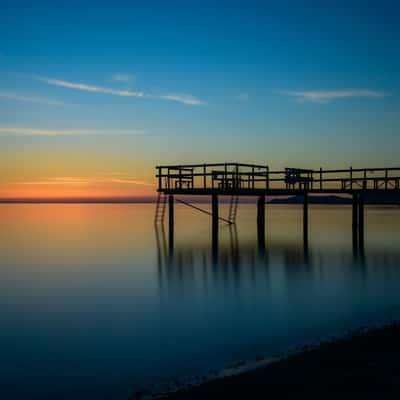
[2,204,400,399]
[155,222,400,297]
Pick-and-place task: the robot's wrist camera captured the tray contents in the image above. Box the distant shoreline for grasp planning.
[1,194,399,205]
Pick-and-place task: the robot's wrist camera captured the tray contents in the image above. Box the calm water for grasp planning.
[1,203,400,399]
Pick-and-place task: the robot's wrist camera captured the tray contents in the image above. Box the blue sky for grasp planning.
[0,0,399,197]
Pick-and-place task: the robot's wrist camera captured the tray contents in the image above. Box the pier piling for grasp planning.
[358,193,364,249]
[168,195,174,252]
[352,193,359,250]
[257,195,266,252]
[303,192,309,247]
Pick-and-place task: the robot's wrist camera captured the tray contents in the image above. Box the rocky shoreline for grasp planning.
[132,322,400,399]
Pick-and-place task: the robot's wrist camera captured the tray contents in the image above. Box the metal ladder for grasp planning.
[154,193,167,225]
[228,195,239,224]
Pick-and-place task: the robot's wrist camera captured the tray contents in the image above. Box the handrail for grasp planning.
[156,163,400,192]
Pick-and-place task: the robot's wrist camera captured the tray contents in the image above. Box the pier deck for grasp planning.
[156,163,400,195]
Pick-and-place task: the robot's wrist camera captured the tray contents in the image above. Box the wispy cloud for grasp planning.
[0,127,144,136]
[38,76,204,106]
[0,91,63,105]
[40,77,145,97]
[109,178,153,186]
[16,178,90,185]
[235,93,250,102]
[158,94,205,105]
[111,73,134,83]
[14,176,152,186]
[282,89,386,103]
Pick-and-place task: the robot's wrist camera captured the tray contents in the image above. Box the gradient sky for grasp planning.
[0,0,399,199]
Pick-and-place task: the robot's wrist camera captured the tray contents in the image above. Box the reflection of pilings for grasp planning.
[155,224,168,290]
[257,195,265,253]
[358,193,364,251]
[168,195,174,253]
[352,192,359,253]
[303,191,309,248]
[212,194,219,258]
[229,225,239,261]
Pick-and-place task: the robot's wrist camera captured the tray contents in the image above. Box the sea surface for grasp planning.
[1,203,400,399]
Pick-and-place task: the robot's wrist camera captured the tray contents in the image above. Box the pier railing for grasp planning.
[156,163,400,193]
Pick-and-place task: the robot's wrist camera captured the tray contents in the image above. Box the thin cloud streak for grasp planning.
[41,77,145,97]
[0,91,63,105]
[13,177,152,186]
[0,127,144,136]
[38,76,204,105]
[158,94,205,105]
[16,179,90,185]
[109,178,153,186]
[282,89,386,103]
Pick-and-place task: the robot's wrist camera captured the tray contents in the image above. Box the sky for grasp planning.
[0,0,399,199]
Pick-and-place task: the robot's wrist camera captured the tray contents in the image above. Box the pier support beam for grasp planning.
[212,194,219,257]
[352,193,359,251]
[358,193,364,250]
[257,195,265,252]
[168,195,174,253]
[303,192,309,249]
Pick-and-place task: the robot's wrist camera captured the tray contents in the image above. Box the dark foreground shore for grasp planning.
[159,323,400,399]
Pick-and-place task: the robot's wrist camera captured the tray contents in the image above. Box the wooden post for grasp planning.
[358,193,364,249]
[350,166,353,190]
[168,195,174,252]
[224,163,227,190]
[363,169,367,189]
[303,191,309,246]
[157,167,161,190]
[320,167,322,190]
[212,194,219,256]
[385,168,388,190]
[352,192,358,250]
[257,195,265,251]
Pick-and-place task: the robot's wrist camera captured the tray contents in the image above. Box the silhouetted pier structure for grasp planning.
[155,163,400,253]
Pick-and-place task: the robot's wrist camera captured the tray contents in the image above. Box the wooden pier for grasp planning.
[155,163,400,253]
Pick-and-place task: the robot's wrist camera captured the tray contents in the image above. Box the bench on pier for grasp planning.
[165,167,194,189]
[211,170,242,190]
[285,168,313,190]
[174,178,193,189]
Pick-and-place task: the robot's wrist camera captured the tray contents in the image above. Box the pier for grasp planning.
[155,163,400,253]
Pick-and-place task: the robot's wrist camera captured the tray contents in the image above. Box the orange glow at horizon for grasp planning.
[0,177,156,199]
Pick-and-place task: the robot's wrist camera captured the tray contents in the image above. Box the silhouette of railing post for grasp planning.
[168,195,174,253]
[212,194,219,257]
[350,166,353,190]
[319,167,322,190]
[257,195,265,252]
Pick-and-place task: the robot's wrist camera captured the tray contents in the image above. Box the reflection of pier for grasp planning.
[155,164,400,255]
[155,225,400,294]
